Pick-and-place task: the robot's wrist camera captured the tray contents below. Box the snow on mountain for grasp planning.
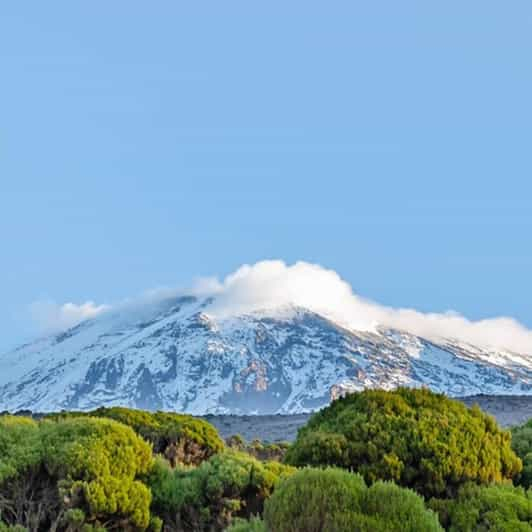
[1,294,531,414]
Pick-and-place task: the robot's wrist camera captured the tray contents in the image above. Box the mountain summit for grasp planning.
[1,294,531,414]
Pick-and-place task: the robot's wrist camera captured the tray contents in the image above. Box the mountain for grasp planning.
[1,295,531,414]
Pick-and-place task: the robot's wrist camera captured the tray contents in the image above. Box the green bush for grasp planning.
[263,468,442,532]
[0,522,27,532]
[0,416,41,484]
[0,416,154,531]
[429,483,532,531]
[147,450,294,531]
[40,417,154,529]
[285,388,521,497]
[51,407,224,466]
[225,516,267,532]
[511,419,532,488]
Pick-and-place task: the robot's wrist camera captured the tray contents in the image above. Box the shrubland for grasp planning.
[0,389,530,531]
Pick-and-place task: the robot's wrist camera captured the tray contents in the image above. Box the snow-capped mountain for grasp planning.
[1,295,531,414]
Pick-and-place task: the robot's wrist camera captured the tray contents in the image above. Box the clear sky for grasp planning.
[1,2,531,351]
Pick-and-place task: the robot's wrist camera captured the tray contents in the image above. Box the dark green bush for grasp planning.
[285,388,521,497]
[429,483,532,531]
[511,419,532,488]
[147,450,294,531]
[263,467,442,532]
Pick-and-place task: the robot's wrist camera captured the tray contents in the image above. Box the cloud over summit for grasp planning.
[29,260,532,353]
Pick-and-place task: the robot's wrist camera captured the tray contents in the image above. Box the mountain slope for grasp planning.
[1,295,531,414]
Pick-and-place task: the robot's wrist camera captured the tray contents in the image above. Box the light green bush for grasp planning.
[264,468,443,532]
[50,407,224,465]
[0,415,154,531]
[286,388,521,497]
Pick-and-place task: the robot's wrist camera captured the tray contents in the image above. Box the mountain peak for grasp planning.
[1,294,531,414]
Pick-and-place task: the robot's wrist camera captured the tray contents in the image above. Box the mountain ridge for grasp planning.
[1,295,531,414]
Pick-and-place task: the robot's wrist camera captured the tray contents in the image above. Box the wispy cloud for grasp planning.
[29,300,110,334]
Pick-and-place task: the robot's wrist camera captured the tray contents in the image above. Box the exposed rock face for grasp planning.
[1,296,531,414]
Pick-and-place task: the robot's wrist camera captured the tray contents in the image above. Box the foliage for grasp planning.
[226,435,290,462]
[50,407,224,466]
[429,482,532,531]
[41,417,153,528]
[0,415,154,531]
[146,450,294,531]
[511,419,532,488]
[0,523,27,532]
[225,516,267,532]
[285,388,522,497]
[263,467,443,532]
[0,416,41,484]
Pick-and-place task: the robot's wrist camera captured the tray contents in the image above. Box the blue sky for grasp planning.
[1,2,531,350]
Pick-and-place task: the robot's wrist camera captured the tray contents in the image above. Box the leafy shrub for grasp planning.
[226,434,246,450]
[41,417,154,528]
[0,523,27,532]
[225,516,267,532]
[147,450,294,531]
[226,435,290,462]
[0,416,41,484]
[51,407,224,466]
[511,419,532,488]
[429,483,532,531]
[285,388,521,497]
[263,468,442,532]
[0,416,154,531]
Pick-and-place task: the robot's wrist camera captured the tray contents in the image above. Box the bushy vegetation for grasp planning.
[429,483,532,531]
[146,450,294,531]
[226,516,267,532]
[511,419,532,488]
[263,467,442,532]
[0,415,155,531]
[2,391,531,531]
[285,388,521,497]
[226,435,290,462]
[50,407,224,466]
[0,523,26,532]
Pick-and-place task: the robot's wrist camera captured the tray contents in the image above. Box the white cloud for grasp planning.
[29,300,110,334]
[27,260,532,353]
[195,260,532,353]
